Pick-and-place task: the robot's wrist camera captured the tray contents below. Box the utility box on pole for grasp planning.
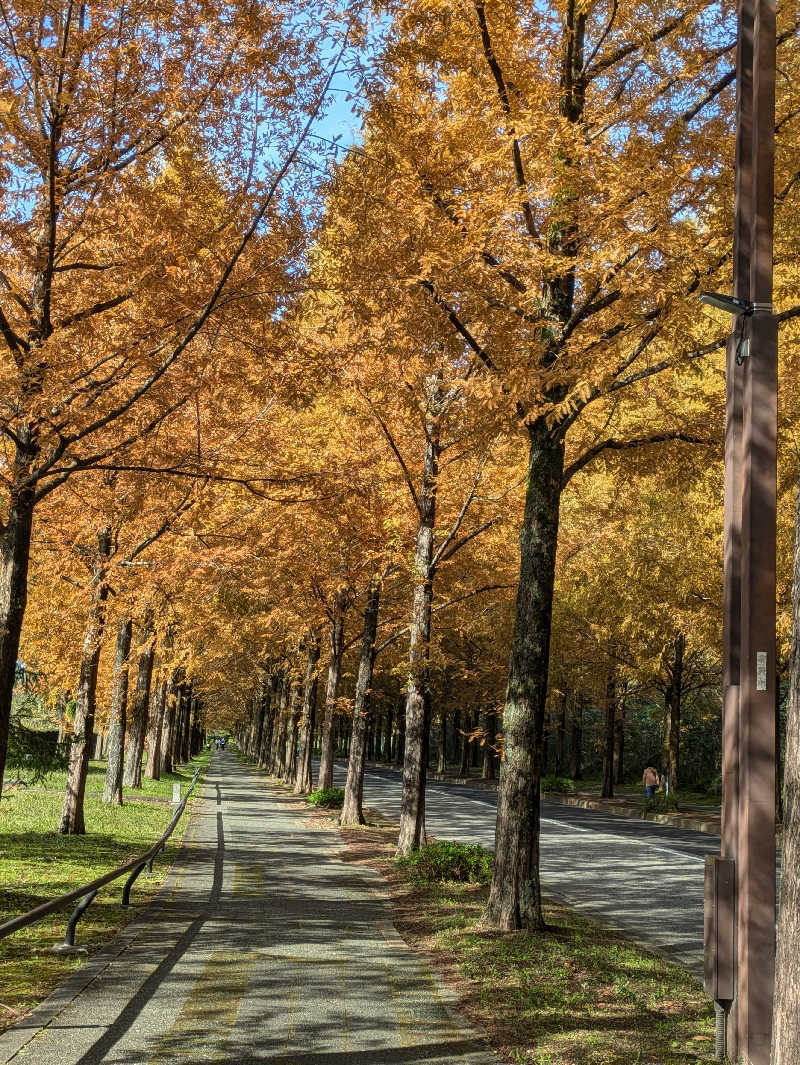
[704,856,735,1003]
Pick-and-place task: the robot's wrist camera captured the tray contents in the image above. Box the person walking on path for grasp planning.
[642,764,660,800]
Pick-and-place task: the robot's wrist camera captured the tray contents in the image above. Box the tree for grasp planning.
[0,0,341,797]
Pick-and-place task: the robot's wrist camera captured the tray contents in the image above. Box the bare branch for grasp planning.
[57,290,132,330]
[431,454,490,570]
[473,1,538,239]
[562,431,714,486]
[361,393,422,516]
[375,582,514,655]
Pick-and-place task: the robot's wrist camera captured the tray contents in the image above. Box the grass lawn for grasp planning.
[0,750,209,1034]
[330,816,716,1065]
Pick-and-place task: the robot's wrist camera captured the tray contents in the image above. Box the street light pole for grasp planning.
[716,0,777,1061]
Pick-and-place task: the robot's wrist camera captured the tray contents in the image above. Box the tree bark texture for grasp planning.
[570,698,583,780]
[485,420,565,930]
[458,709,470,776]
[295,639,320,794]
[123,629,155,789]
[270,671,290,777]
[482,707,497,780]
[261,674,280,769]
[282,675,302,783]
[555,688,568,777]
[602,671,616,799]
[614,698,625,786]
[159,672,179,775]
[0,433,37,800]
[144,677,167,780]
[342,579,381,825]
[773,487,800,1065]
[663,631,685,790]
[397,386,441,855]
[317,593,348,791]
[59,529,111,834]
[102,617,132,804]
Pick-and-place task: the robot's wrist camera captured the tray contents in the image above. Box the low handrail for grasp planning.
[0,764,202,950]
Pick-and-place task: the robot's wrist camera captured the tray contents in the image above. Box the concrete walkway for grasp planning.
[1,753,497,1065]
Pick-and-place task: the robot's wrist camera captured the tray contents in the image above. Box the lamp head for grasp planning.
[699,291,753,315]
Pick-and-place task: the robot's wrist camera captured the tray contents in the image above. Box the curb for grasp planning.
[541,793,722,836]
[362,760,725,836]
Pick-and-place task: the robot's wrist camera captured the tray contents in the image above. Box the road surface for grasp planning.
[328,761,720,974]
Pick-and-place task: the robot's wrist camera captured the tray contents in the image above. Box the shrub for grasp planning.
[642,791,681,816]
[701,774,722,797]
[307,787,345,809]
[541,775,575,794]
[395,840,494,884]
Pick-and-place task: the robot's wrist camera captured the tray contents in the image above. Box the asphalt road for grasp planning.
[327,760,721,975]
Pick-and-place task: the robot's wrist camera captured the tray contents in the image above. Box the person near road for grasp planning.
[642,764,660,800]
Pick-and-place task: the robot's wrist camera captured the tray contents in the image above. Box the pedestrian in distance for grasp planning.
[642,764,660,800]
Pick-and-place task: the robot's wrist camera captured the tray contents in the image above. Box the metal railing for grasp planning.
[0,765,202,953]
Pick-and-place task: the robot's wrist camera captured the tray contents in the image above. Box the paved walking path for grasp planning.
[1,753,497,1065]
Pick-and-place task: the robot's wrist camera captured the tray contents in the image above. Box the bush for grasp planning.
[307,787,345,809]
[541,775,575,794]
[642,791,681,815]
[395,840,494,884]
[701,774,722,797]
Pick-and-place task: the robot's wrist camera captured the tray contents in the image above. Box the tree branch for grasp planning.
[562,431,714,486]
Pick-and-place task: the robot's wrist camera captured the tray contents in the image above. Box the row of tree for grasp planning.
[3,0,800,1059]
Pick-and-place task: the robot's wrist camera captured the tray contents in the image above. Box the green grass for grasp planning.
[0,750,209,1033]
[394,876,716,1065]
[27,753,206,802]
[332,816,716,1065]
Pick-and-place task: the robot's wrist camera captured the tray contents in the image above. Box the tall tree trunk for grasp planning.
[123,626,155,788]
[397,387,441,856]
[482,707,497,780]
[773,487,800,1065]
[252,683,267,765]
[384,709,393,762]
[614,697,626,786]
[483,0,584,929]
[555,688,568,777]
[0,434,37,800]
[776,671,784,823]
[170,684,186,769]
[295,638,320,794]
[282,674,302,783]
[261,673,280,769]
[437,710,447,773]
[485,419,565,929]
[59,529,111,834]
[342,579,381,825]
[602,671,616,799]
[317,591,348,790]
[159,672,179,776]
[570,697,583,780]
[183,694,196,762]
[663,631,685,791]
[271,671,290,777]
[144,676,167,780]
[459,709,471,777]
[394,695,405,765]
[102,618,132,804]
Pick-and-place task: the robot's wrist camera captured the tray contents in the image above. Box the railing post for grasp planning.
[121,864,146,906]
[51,891,98,955]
